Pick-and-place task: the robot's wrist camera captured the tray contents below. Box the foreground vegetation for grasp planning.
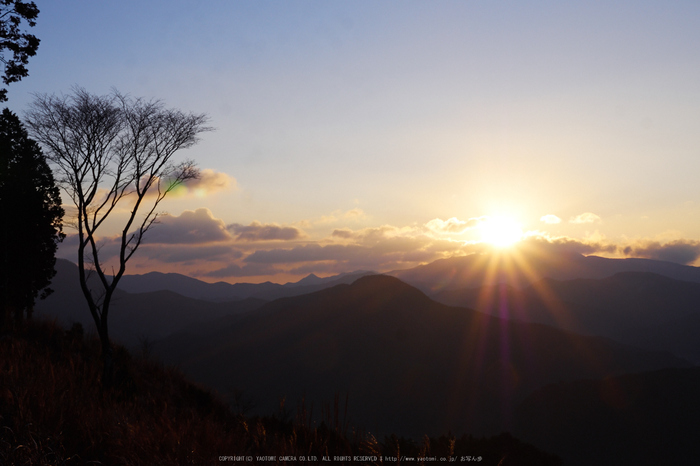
[0,320,560,465]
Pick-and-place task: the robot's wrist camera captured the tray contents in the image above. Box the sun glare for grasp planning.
[479,215,523,248]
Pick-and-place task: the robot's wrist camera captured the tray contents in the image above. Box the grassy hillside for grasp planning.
[0,319,560,465]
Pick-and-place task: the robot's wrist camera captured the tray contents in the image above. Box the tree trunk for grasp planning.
[101,335,114,389]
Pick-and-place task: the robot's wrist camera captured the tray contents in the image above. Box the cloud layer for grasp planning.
[622,240,700,265]
[228,222,303,242]
[146,208,232,244]
[54,208,700,282]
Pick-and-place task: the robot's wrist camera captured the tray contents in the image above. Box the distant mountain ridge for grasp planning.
[35,260,267,347]
[41,254,700,361]
[116,267,375,301]
[391,249,700,293]
[36,260,374,347]
[108,250,700,304]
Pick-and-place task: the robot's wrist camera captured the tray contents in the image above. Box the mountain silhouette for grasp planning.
[154,274,689,438]
[433,271,700,362]
[116,266,374,301]
[391,248,700,293]
[35,259,266,347]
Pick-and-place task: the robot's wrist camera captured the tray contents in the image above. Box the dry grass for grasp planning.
[0,320,560,465]
[0,320,376,465]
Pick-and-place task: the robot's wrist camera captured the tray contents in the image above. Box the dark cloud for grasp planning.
[517,235,617,257]
[242,234,458,272]
[244,243,352,264]
[56,233,122,263]
[288,262,359,275]
[332,228,354,239]
[228,221,302,242]
[622,240,700,265]
[202,262,279,278]
[140,244,242,264]
[146,208,232,244]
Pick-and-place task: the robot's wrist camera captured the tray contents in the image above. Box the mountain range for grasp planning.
[36,252,700,464]
[152,274,688,438]
[35,260,266,347]
[116,268,375,301]
[35,259,371,346]
[390,246,700,293]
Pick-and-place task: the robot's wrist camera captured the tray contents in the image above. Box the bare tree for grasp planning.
[25,87,210,385]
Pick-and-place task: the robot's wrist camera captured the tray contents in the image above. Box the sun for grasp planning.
[479,215,523,248]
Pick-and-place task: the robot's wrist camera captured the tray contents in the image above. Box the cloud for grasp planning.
[355,225,403,244]
[168,169,236,198]
[621,240,700,265]
[569,212,602,224]
[540,214,562,224]
[202,262,279,278]
[242,228,463,274]
[58,204,700,284]
[56,233,123,264]
[228,221,303,242]
[518,234,617,257]
[425,217,484,234]
[244,244,357,264]
[343,208,366,220]
[332,228,354,239]
[146,208,232,244]
[140,244,242,263]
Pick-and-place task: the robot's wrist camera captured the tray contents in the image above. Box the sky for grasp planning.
[6,1,700,282]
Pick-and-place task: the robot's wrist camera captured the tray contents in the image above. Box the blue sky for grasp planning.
[8,1,700,281]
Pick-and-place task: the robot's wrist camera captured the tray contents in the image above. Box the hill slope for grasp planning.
[0,320,562,465]
[514,367,700,466]
[155,275,689,438]
[433,271,700,362]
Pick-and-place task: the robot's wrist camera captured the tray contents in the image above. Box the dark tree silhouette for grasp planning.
[25,87,210,386]
[0,1,40,102]
[0,108,63,331]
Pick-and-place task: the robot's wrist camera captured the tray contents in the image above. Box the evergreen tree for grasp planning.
[0,108,63,329]
[0,1,40,102]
